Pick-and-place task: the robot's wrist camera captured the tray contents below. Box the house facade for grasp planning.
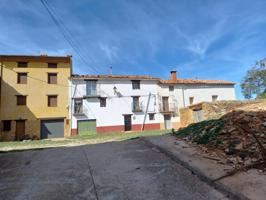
[157,71,236,129]
[0,55,72,141]
[69,71,236,135]
[70,75,161,135]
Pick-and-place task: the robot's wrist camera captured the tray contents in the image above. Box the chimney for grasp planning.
[170,70,177,81]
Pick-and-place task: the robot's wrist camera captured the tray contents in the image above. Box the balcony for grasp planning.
[83,91,101,98]
[132,102,143,112]
[83,84,102,98]
[73,106,87,116]
[159,103,178,113]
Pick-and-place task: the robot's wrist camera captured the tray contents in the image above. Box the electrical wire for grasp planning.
[39,0,101,74]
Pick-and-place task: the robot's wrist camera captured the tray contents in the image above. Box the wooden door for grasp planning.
[124,115,132,131]
[15,120,25,140]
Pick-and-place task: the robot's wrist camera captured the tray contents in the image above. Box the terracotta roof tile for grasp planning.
[71,74,160,80]
[159,79,235,85]
[0,54,71,63]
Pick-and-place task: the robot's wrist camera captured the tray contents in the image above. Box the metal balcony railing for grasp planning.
[73,106,87,116]
[159,103,178,113]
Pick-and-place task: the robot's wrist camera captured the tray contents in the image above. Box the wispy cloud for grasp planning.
[0,0,266,98]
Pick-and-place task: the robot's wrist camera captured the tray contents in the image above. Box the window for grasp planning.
[17,62,27,68]
[17,73,27,84]
[86,80,97,96]
[48,95,57,107]
[74,99,83,114]
[48,73,57,84]
[2,120,11,131]
[48,63,57,68]
[132,96,141,111]
[169,85,174,91]
[99,98,106,107]
[132,80,140,90]
[17,95,27,105]
[212,95,218,102]
[189,97,194,105]
[149,113,155,120]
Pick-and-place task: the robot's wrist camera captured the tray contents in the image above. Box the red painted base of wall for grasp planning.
[96,123,160,133]
[71,129,77,136]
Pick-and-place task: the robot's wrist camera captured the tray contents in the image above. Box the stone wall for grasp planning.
[179,100,266,128]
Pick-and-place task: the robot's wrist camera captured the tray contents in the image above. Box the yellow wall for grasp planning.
[0,60,71,140]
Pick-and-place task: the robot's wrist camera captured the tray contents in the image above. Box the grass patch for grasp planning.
[0,130,169,151]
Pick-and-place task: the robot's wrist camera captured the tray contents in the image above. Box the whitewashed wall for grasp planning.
[70,79,160,129]
[157,84,236,124]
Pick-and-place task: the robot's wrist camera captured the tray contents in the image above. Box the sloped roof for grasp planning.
[71,74,160,80]
[159,79,235,85]
[0,54,71,63]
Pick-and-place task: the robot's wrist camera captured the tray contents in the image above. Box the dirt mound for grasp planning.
[176,101,266,170]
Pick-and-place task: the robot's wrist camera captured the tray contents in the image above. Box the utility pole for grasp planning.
[141,92,151,131]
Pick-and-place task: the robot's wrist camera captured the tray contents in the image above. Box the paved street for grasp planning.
[0,138,228,200]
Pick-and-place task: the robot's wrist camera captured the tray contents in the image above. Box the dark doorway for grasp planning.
[15,120,25,140]
[124,115,132,131]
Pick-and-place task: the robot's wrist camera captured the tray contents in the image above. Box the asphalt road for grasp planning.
[0,138,229,200]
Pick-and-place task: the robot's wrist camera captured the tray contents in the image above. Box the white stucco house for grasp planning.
[69,75,161,135]
[69,71,235,135]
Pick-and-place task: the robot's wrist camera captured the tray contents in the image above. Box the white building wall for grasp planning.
[157,84,236,127]
[70,79,160,131]
[69,77,236,133]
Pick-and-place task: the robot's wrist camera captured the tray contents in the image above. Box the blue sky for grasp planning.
[1,0,266,99]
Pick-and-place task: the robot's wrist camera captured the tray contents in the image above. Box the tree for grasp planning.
[241,59,266,99]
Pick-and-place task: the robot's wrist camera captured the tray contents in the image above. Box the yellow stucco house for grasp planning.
[0,55,72,141]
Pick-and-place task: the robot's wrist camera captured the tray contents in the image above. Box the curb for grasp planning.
[141,137,249,200]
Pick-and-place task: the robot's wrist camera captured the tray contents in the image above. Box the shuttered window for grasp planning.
[17,73,27,84]
[48,95,57,107]
[48,73,57,84]
[17,95,27,105]
[48,63,57,68]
